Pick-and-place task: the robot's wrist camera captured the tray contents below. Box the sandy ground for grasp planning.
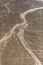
[0,0,43,65]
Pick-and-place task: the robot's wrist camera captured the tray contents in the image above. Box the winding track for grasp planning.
[19,7,43,65]
[0,7,43,65]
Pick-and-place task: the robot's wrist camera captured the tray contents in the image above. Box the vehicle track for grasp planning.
[0,7,43,65]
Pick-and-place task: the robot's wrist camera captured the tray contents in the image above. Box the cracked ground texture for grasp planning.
[0,0,43,65]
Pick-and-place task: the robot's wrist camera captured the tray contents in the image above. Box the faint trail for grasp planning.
[1,3,11,14]
[0,7,43,65]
